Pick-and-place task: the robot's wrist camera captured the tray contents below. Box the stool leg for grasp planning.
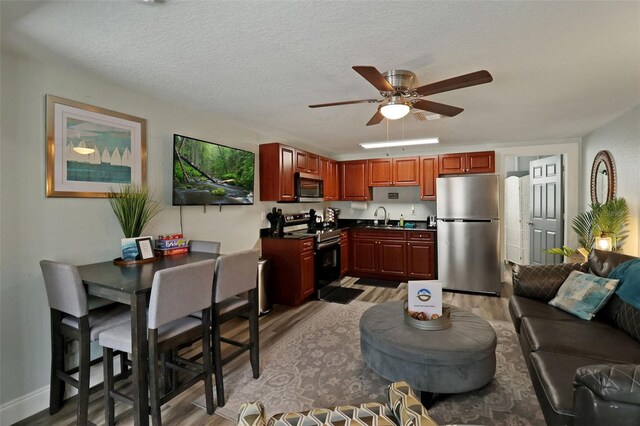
[212,304,225,407]
[103,348,115,426]
[119,351,129,376]
[248,289,260,379]
[49,310,65,414]
[148,331,162,426]
[77,320,91,426]
[202,311,215,414]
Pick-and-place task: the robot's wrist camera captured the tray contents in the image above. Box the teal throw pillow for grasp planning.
[610,259,640,310]
[549,270,619,320]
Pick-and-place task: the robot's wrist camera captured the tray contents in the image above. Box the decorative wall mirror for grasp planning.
[590,150,616,204]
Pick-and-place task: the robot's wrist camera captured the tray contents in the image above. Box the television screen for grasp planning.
[173,134,255,205]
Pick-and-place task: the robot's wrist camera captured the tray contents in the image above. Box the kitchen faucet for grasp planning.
[374,206,389,226]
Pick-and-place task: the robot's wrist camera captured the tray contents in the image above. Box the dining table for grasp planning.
[78,251,218,426]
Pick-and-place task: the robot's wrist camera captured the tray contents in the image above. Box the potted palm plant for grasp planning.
[109,184,161,262]
[546,197,630,260]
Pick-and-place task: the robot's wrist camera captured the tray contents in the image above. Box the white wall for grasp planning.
[581,106,640,256]
[0,49,281,423]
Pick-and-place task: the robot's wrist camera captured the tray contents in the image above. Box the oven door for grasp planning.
[296,172,324,202]
[315,239,341,298]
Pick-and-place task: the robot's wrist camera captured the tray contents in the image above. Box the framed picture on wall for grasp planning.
[45,94,147,197]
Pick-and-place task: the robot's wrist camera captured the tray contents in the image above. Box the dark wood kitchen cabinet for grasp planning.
[439,151,495,175]
[419,155,438,200]
[406,231,437,279]
[340,230,349,277]
[368,157,419,187]
[295,149,319,174]
[340,160,372,200]
[350,229,406,279]
[259,143,296,202]
[261,237,315,306]
[377,240,406,278]
[320,157,340,201]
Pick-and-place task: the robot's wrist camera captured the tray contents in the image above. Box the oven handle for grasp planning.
[316,239,341,250]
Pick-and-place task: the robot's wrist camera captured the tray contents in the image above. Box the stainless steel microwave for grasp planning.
[295,172,324,202]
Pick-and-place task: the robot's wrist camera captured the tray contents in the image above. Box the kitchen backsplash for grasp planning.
[329,187,436,221]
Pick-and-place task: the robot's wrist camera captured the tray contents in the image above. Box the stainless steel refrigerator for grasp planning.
[436,174,501,295]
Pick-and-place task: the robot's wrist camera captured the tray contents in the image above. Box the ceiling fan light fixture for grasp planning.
[359,138,440,149]
[380,98,411,120]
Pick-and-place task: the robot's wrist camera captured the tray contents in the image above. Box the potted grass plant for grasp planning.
[109,184,161,262]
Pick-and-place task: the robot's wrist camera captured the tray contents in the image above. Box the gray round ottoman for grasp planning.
[360,300,497,395]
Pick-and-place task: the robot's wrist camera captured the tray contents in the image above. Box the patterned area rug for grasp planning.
[194,301,545,425]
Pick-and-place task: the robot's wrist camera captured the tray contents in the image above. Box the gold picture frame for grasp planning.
[46,95,147,197]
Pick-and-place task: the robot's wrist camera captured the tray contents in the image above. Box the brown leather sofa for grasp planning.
[509,249,640,425]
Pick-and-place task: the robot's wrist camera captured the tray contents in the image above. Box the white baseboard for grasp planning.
[0,360,115,424]
[0,385,49,426]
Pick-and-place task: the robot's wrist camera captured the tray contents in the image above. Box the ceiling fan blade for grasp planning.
[353,66,395,92]
[366,109,385,126]
[412,100,464,117]
[309,99,380,108]
[414,70,493,96]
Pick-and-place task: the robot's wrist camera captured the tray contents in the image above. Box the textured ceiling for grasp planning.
[2,1,639,155]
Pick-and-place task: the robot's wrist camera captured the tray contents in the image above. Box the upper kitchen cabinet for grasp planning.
[320,157,340,200]
[419,155,438,200]
[340,160,372,201]
[439,151,495,175]
[368,157,419,187]
[259,143,296,202]
[295,149,319,174]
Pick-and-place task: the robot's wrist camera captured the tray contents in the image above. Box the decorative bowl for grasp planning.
[403,301,451,331]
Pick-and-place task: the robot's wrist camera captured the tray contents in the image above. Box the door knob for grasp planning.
[528,221,534,225]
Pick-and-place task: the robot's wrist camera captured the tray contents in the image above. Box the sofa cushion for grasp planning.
[529,351,614,422]
[513,262,588,301]
[548,271,619,320]
[616,301,640,343]
[509,295,581,333]
[589,249,637,278]
[521,316,640,364]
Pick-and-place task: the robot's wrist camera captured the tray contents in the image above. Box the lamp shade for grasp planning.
[380,102,410,120]
[595,234,613,251]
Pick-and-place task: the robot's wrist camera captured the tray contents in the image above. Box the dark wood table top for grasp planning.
[78,252,218,295]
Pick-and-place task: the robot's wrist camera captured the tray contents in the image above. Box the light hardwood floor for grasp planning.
[18,275,512,426]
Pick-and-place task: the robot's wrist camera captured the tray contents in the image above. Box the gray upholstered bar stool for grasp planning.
[99,259,217,426]
[40,260,131,426]
[210,249,260,406]
[189,239,221,254]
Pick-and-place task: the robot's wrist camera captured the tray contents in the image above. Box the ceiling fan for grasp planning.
[309,66,493,126]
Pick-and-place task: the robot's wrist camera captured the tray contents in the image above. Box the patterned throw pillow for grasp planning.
[549,271,619,320]
[238,402,267,426]
[387,381,438,426]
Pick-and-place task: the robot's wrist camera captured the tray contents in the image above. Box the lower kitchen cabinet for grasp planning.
[350,229,436,281]
[300,249,315,298]
[350,229,406,280]
[377,240,406,278]
[406,231,437,279]
[351,239,377,274]
[261,237,315,307]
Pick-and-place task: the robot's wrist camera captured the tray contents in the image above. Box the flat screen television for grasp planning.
[173,134,255,206]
